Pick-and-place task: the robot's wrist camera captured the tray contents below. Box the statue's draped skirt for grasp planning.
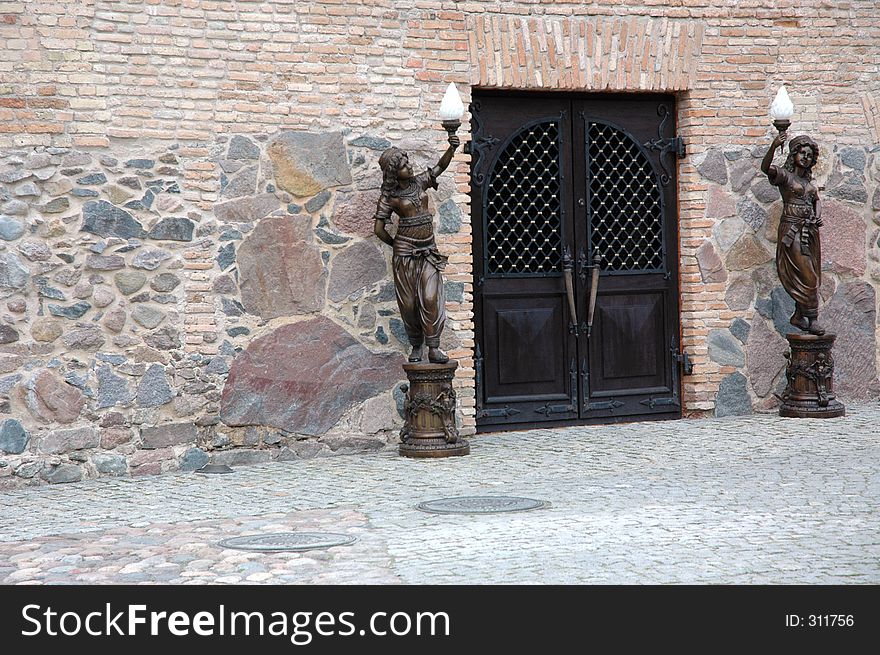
[393,216,447,347]
[776,202,821,318]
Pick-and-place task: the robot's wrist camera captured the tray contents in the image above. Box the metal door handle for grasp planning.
[562,247,578,335]
[586,252,602,338]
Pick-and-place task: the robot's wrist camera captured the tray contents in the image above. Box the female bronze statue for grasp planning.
[761,133,824,335]
[373,133,460,364]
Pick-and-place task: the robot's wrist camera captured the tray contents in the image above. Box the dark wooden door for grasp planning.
[471,92,682,430]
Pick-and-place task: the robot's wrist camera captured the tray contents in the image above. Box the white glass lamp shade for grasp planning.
[769,85,794,120]
[439,83,464,121]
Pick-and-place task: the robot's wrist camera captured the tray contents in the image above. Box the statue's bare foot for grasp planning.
[789,312,809,332]
[807,318,825,336]
[408,345,423,362]
[428,347,449,364]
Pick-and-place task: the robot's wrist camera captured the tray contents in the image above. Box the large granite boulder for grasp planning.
[821,282,878,400]
[713,217,745,252]
[140,422,197,449]
[237,214,326,319]
[220,316,404,436]
[136,363,174,407]
[332,190,379,237]
[214,193,279,223]
[715,372,752,417]
[147,217,195,242]
[696,148,728,185]
[705,184,736,219]
[707,329,744,367]
[80,200,146,238]
[38,426,99,454]
[96,365,134,409]
[820,200,866,276]
[726,234,773,271]
[268,131,352,197]
[695,241,726,284]
[62,325,106,351]
[756,286,796,336]
[737,197,767,232]
[0,419,29,454]
[26,370,86,424]
[745,317,787,397]
[0,251,28,296]
[328,240,387,302]
[729,159,758,192]
[725,274,756,311]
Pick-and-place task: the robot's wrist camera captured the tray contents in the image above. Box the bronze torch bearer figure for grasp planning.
[761,85,844,418]
[373,83,470,457]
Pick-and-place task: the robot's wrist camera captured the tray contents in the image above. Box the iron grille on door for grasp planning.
[484,120,562,275]
[587,122,665,273]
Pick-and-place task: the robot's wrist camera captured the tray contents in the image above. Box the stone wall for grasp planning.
[2,0,880,486]
[0,130,474,487]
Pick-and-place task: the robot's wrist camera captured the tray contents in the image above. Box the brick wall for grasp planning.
[1,0,879,485]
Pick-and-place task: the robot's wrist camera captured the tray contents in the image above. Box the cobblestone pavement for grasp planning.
[1,406,878,584]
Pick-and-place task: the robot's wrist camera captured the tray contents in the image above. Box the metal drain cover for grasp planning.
[218,532,356,552]
[416,496,549,514]
[195,464,234,475]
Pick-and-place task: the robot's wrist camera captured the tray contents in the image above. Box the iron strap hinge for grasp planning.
[535,403,575,416]
[642,104,685,186]
[640,397,680,409]
[588,400,624,411]
[477,406,521,419]
[643,135,686,160]
[672,348,694,375]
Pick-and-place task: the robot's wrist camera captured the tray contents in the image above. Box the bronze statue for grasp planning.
[760,133,824,335]
[373,133,460,364]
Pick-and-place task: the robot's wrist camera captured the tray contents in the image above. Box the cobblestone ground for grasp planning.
[1,406,878,584]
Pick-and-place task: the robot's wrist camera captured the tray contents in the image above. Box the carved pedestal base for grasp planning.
[778,333,845,418]
[399,361,470,458]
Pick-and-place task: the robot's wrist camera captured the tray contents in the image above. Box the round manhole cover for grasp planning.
[416,496,549,514]
[217,532,357,552]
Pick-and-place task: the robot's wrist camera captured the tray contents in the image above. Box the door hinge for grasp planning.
[643,135,685,158]
[477,406,521,419]
[535,403,575,416]
[672,348,694,375]
[642,105,685,186]
[468,100,500,187]
[588,400,624,411]
[640,397,680,409]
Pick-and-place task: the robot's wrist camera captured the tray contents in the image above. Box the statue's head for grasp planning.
[378,146,413,194]
[378,146,405,174]
[784,135,819,178]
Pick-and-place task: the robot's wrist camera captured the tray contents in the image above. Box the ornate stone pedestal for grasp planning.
[399,360,470,458]
[778,333,845,418]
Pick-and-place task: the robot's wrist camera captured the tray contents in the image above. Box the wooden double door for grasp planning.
[471,92,684,430]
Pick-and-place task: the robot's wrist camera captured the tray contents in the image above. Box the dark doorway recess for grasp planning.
[469,91,685,432]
